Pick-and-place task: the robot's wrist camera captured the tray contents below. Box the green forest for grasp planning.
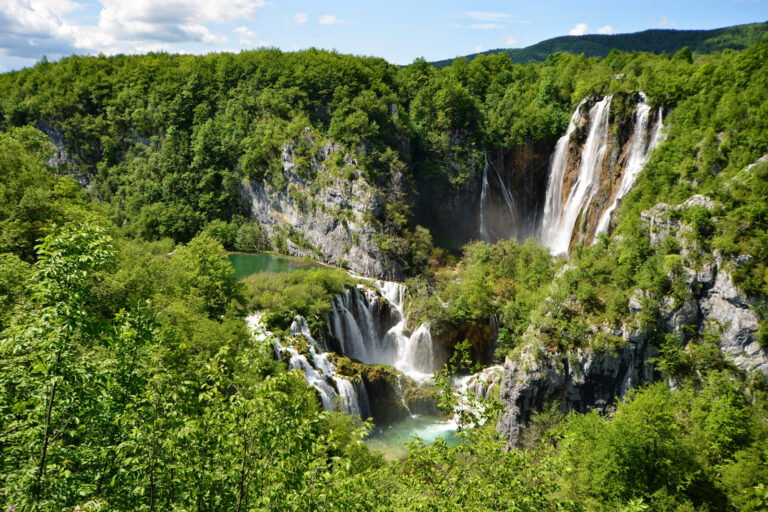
[431,21,768,67]
[1,26,768,512]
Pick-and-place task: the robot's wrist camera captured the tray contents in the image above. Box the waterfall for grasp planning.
[479,152,520,242]
[291,315,318,345]
[285,347,338,411]
[595,92,662,236]
[334,377,365,416]
[327,281,439,381]
[395,375,413,416]
[248,313,371,419]
[329,291,370,362]
[540,96,612,255]
[479,153,491,241]
[491,161,517,227]
[396,323,436,375]
[452,365,504,426]
[539,99,586,250]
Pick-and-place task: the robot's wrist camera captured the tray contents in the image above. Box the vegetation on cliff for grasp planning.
[1,35,768,511]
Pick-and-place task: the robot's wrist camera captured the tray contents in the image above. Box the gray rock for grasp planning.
[497,339,657,447]
[245,140,402,279]
[497,197,768,447]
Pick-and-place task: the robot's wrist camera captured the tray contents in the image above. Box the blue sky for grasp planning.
[0,0,765,71]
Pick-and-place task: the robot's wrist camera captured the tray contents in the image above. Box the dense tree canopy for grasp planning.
[1,38,768,512]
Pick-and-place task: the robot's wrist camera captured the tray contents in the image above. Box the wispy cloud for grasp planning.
[504,36,517,46]
[597,25,614,34]
[234,26,268,47]
[463,11,511,22]
[318,14,343,26]
[461,11,530,24]
[474,44,484,52]
[658,15,676,27]
[293,12,308,24]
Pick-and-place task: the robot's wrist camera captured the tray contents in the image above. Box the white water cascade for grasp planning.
[248,313,371,418]
[327,281,440,381]
[595,93,664,235]
[540,96,612,255]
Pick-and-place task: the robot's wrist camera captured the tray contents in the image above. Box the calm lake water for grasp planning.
[366,414,460,460]
[228,252,319,279]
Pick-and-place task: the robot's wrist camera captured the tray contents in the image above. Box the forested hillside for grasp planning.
[432,21,768,67]
[1,35,768,511]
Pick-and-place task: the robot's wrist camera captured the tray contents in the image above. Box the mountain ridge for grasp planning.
[431,21,768,67]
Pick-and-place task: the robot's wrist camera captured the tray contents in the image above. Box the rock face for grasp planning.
[497,195,768,447]
[415,141,554,249]
[37,121,92,187]
[498,339,659,447]
[245,137,403,279]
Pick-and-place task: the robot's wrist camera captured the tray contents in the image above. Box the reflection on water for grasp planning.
[228,252,318,279]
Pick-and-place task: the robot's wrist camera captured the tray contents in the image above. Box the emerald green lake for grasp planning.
[228,253,319,279]
[366,415,460,460]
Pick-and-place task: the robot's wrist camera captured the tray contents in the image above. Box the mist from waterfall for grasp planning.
[478,151,523,242]
[539,96,612,254]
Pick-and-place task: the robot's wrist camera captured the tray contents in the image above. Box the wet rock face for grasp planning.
[497,195,768,448]
[431,318,498,366]
[245,140,403,279]
[497,339,659,448]
[414,141,555,249]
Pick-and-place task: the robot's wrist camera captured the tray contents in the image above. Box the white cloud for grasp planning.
[597,25,614,34]
[569,23,589,36]
[0,0,271,59]
[234,26,268,46]
[504,36,517,46]
[658,15,676,28]
[293,12,308,24]
[318,14,343,26]
[470,23,502,30]
[474,44,484,52]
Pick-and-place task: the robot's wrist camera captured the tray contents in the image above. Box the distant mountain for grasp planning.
[431,21,768,67]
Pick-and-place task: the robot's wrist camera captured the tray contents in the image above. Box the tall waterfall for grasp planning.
[540,96,612,254]
[539,99,587,251]
[479,153,491,241]
[248,313,371,418]
[595,93,663,235]
[328,281,440,381]
[478,151,522,243]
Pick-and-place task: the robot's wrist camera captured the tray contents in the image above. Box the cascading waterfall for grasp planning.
[540,96,612,254]
[325,281,440,381]
[595,93,663,235]
[248,313,371,419]
[539,98,588,252]
[328,291,371,362]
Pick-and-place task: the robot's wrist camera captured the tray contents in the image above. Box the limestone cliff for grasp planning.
[497,194,768,447]
[244,136,403,279]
